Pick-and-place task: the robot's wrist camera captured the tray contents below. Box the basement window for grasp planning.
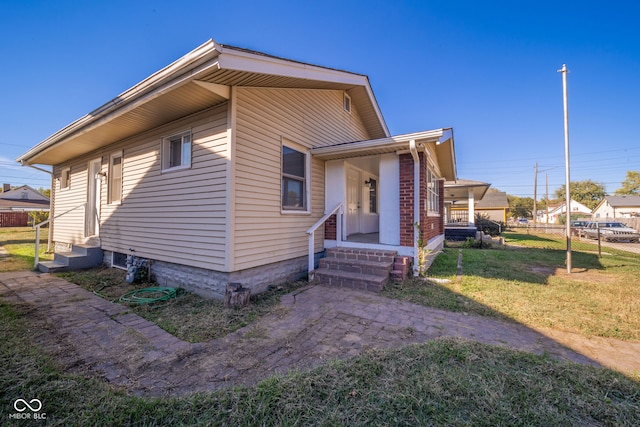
[111,252,127,269]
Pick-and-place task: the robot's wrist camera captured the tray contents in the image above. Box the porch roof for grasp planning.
[310,128,457,180]
[444,179,491,203]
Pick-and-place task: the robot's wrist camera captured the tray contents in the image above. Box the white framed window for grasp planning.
[60,167,71,190]
[282,142,310,212]
[343,92,352,113]
[109,151,123,204]
[162,130,191,171]
[427,166,440,214]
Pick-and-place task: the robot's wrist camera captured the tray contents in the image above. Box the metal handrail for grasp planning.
[33,202,86,268]
[306,203,343,280]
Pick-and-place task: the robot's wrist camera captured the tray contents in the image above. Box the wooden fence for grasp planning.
[0,211,30,227]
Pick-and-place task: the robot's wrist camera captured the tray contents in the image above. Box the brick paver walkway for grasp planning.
[1,271,638,396]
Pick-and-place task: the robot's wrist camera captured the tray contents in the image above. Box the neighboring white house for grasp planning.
[592,195,640,219]
[538,199,591,224]
[17,39,457,299]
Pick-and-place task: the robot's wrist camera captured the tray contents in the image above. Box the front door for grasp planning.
[346,168,361,236]
[85,158,101,237]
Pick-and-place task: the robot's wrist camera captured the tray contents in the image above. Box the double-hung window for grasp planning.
[427,166,440,214]
[282,144,309,211]
[162,130,191,171]
[60,167,71,190]
[109,151,123,204]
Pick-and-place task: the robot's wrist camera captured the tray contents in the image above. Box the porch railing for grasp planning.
[306,203,343,280]
[33,202,86,269]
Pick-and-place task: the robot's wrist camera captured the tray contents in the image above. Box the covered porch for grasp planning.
[307,128,457,277]
[444,179,490,240]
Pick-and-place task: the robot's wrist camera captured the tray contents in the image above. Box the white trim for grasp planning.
[60,167,71,191]
[108,150,123,205]
[343,92,352,113]
[225,86,237,272]
[311,128,447,158]
[161,130,192,172]
[281,138,311,214]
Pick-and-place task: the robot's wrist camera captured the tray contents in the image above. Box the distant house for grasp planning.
[592,195,640,219]
[538,199,591,224]
[0,184,50,227]
[475,191,509,223]
[18,39,458,298]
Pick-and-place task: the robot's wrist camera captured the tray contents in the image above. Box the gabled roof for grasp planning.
[0,185,49,202]
[18,39,389,165]
[603,195,640,207]
[476,191,508,209]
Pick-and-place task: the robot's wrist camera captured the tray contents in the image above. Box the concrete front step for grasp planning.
[38,244,103,273]
[318,257,392,277]
[315,247,398,293]
[37,260,70,273]
[325,247,397,263]
[314,268,389,292]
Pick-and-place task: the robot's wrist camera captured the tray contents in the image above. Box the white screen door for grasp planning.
[346,168,361,236]
[85,158,101,237]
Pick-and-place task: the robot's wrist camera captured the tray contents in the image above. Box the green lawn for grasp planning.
[2,301,639,426]
[384,232,640,341]
[2,229,640,425]
[0,227,51,272]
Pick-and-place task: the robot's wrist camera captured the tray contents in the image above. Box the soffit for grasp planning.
[444,180,491,202]
[26,82,229,165]
[20,40,389,165]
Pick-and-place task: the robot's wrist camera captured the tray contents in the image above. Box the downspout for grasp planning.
[20,161,53,252]
[409,140,420,276]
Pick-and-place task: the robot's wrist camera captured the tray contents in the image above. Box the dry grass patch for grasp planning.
[57,267,306,343]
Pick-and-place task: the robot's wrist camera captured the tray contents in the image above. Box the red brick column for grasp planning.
[399,154,414,246]
[324,214,337,240]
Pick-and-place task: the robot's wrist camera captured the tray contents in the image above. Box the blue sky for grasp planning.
[1,0,639,198]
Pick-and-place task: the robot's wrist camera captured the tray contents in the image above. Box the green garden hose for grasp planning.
[118,287,177,305]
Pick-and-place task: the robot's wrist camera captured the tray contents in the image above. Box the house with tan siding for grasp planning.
[18,39,457,298]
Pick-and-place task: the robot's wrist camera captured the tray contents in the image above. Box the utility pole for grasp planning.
[545,173,549,225]
[559,64,572,274]
[533,162,538,224]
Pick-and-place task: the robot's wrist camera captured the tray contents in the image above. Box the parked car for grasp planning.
[570,220,590,236]
[517,218,529,225]
[581,221,640,243]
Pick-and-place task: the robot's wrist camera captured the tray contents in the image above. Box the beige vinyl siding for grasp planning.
[100,105,229,270]
[52,160,93,245]
[52,105,229,270]
[233,87,371,270]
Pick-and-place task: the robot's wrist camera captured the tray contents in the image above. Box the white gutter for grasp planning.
[409,139,420,276]
[311,128,446,158]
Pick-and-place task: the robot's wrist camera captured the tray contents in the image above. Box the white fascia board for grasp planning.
[216,45,368,87]
[362,82,390,137]
[18,40,221,164]
[311,129,446,157]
